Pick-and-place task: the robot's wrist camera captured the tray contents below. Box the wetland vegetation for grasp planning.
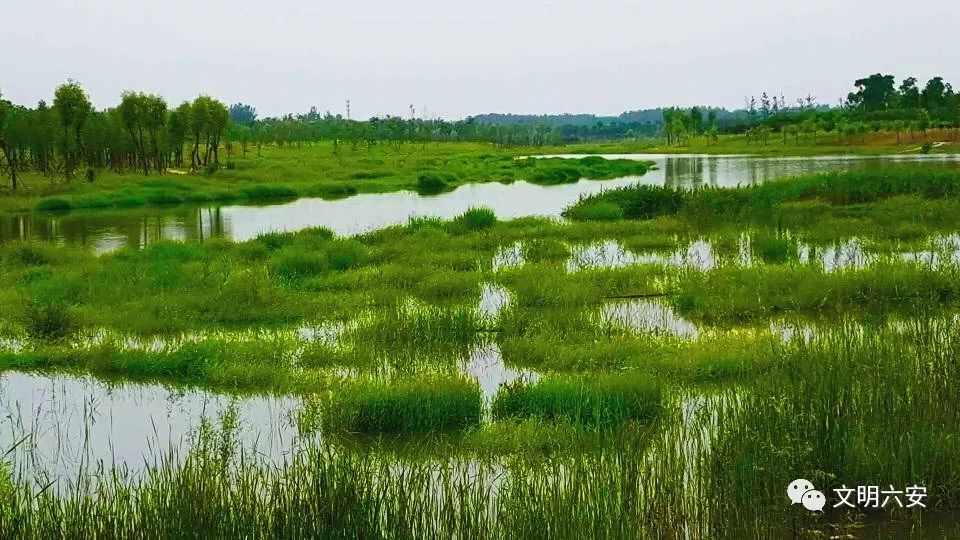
[2,163,960,535]
[2,69,960,538]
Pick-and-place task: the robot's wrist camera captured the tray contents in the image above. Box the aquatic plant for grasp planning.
[492,372,662,430]
[325,375,482,432]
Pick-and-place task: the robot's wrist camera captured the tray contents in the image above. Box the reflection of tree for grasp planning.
[663,156,705,189]
[0,204,230,250]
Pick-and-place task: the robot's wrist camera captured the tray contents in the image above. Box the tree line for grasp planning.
[3,74,959,189]
[0,82,229,190]
[655,74,959,147]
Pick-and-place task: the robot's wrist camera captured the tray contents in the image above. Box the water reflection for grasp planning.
[0,206,228,252]
[0,372,307,486]
[3,154,958,251]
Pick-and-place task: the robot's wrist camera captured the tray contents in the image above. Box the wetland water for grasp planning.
[2,153,958,251]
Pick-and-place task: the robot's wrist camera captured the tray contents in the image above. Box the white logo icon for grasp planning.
[788,479,825,512]
[802,490,826,511]
[787,478,814,505]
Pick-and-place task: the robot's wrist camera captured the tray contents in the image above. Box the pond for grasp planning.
[1,153,957,251]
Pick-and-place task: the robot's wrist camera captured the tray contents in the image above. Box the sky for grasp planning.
[3,0,958,120]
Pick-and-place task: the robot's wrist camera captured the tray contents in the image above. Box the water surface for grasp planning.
[2,153,957,251]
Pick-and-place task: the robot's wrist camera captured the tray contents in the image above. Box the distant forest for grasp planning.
[469,107,751,139]
[471,74,958,143]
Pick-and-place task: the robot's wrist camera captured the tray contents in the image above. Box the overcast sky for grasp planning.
[3,0,958,119]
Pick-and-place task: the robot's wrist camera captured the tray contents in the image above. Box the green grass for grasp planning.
[451,207,497,231]
[566,168,960,224]
[492,372,662,429]
[706,318,960,535]
[324,375,482,432]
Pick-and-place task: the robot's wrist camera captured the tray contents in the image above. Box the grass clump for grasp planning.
[21,300,79,341]
[526,165,582,185]
[753,234,794,264]
[492,372,661,430]
[451,207,497,231]
[571,201,624,221]
[417,171,457,194]
[325,375,482,432]
[238,185,299,200]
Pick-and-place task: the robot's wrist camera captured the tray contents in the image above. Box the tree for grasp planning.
[899,77,921,109]
[0,93,20,189]
[119,92,150,174]
[801,118,818,144]
[188,97,209,170]
[53,80,92,178]
[229,103,257,126]
[169,102,191,168]
[760,93,771,116]
[893,119,906,144]
[144,94,168,172]
[689,107,703,135]
[922,77,952,110]
[847,73,897,111]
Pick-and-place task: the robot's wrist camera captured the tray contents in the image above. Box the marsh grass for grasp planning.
[450,207,497,232]
[342,301,481,354]
[566,168,960,224]
[705,317,960,536]
[492,372,662,430]
[324,375,482,433]
[672,261,960,324]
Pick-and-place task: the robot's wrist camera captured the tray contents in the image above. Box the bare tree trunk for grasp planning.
[1,142,18,190]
